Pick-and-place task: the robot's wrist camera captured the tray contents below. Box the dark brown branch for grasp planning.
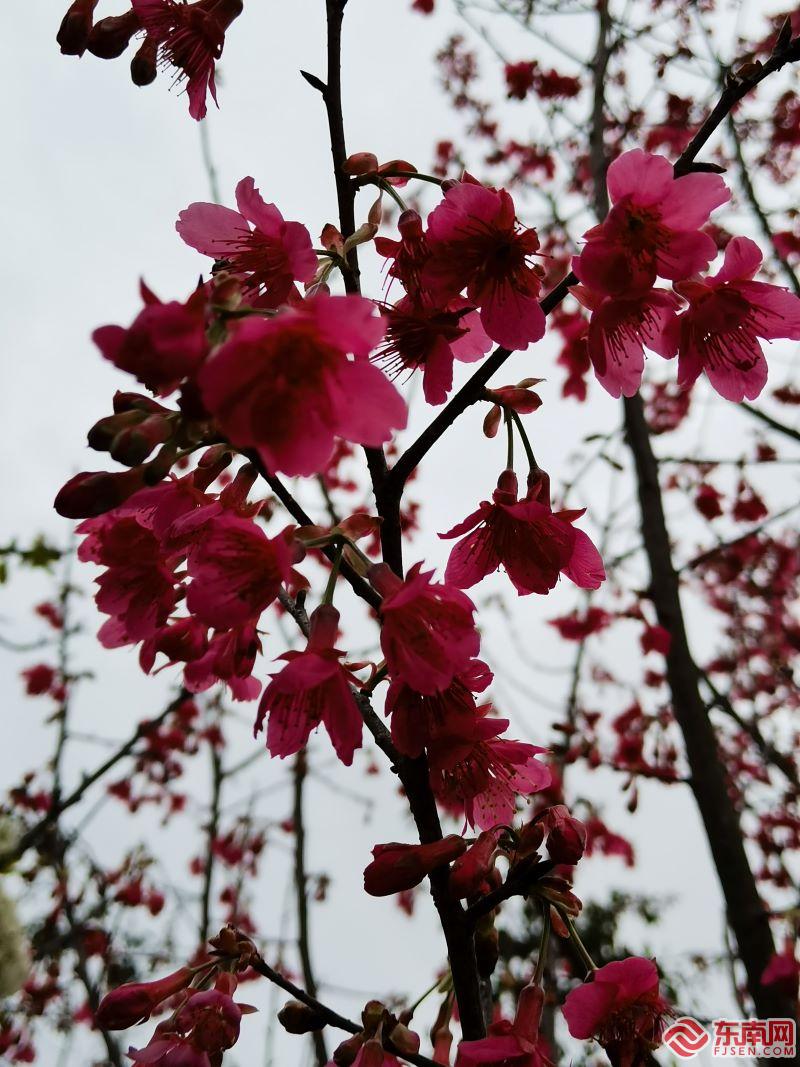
[739,403,800,445]
[465,860,555,924]
[199,740,224,945]
[293,749,328,1067]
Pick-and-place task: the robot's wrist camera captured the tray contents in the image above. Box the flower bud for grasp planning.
[95,967,193,1029]
[546,815,587,865]
[363,836,466,896]
[54,468,145,519]
[278,1000,328,1034]
[343,152,380,176]
[88,410,145,452]
[87,11,140,59]
[57,0,99,56]
[130,36,158,86]
[109,414,172,466]
[388,1022,420,1056]
[449,830,498,899]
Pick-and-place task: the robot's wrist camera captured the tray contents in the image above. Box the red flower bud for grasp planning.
[54,468,145,519]
[87,11,140,59]
[130,36,158,87]
[57,0,99,56]
[109,414,172,466]
[278,1000,328,1034]
[95,967,193,1029]
[546,806,588,866]
[363,836,466,896]
[449,830,498,899]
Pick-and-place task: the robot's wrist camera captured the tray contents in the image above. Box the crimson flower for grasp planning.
[440,470,605,595]
[131,0,244,120]
[574,149,729,295]
[185,514,292,630]
[198,295,406,477]
[574,285,680,398]
[423,180,545,350]
[562,957,670,1066]
[428,706,551,830]
[93,281,208,396]
[674,236,800,401]
[255,606,364,765]
[177,177,317,305]
[370,563,481,696]
[457,984,551,1067]
[374,296,491,405]
[183,623,262,701]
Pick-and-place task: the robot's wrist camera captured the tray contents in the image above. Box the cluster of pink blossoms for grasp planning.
[573,149,800,401]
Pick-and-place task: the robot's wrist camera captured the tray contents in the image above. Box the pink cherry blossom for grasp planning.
[131,0,243,121]
[423,180,545,350]
[374,296,492,405]
[93,281,208,395]
[440,470,605,595]
[177,177,317,305]
[574,285,680,398]
[674,236,800,401]
[428,706,551,830]
[456,984,552,1067]
[198,295,407,477]
[574,149,730,295]
[185,514,292,630]
[370,563,481,696]
[562,957,670,1064]
[255,606,364,765]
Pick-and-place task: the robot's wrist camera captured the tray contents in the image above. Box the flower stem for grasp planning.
[509,409,538,472]
[505,411,515,470]
[322,544,344,605]
[533,907,551,986]
[564,914,597,975]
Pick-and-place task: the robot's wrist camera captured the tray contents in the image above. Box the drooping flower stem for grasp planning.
[532,906,551,986]
[564,914,597,976]
[504,410,514,470]
[508,408,538,473]
[322,544,344,606]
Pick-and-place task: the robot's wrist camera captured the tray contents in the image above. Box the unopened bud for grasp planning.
[57,0,99,56]
[130,35,158,86]
[364,836,466,897]
[54,468,145,519]
[88,410,145,452]
[95,967,193,1029]
[87,11,140,59]
[109,414,172,466]
[389,1022,421,1056]
[449,830,498,899]
[277,1000,328,1034]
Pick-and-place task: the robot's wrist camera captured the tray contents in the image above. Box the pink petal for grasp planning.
[655,229,717,281]
[563,527,606,589]
[478,285,545,350]
[659,171,730,229]
[312,294,387,357]
[562,981,619,1040]
[176,202,248,257]
[333,360,408,445]
[737,281,800,340]
[713,235,762,284]
[421,336,455,405]
[234,177,285,236]
[607,150,673,206]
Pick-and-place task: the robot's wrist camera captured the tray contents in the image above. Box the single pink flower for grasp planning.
[177,988,242,1053]
[440,470,605,595]
[131,0,243,120]
[386,659,493,758]
[370,563,481,696]
[255,606,364,765]
[423,180,545,350]
[574,149,730,295]
[177,177,317,305]
[674,236,800,401]
[457,984,552,1067]
[185,514,292,630]
[428,706,551,830]
[374,296,492,405]
[198,295,406,477]
[574,285,680,398]
[562,957,670,1065]
[93,281,208,395]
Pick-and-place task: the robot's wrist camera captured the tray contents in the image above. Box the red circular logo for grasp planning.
[663,1017,710,1059]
